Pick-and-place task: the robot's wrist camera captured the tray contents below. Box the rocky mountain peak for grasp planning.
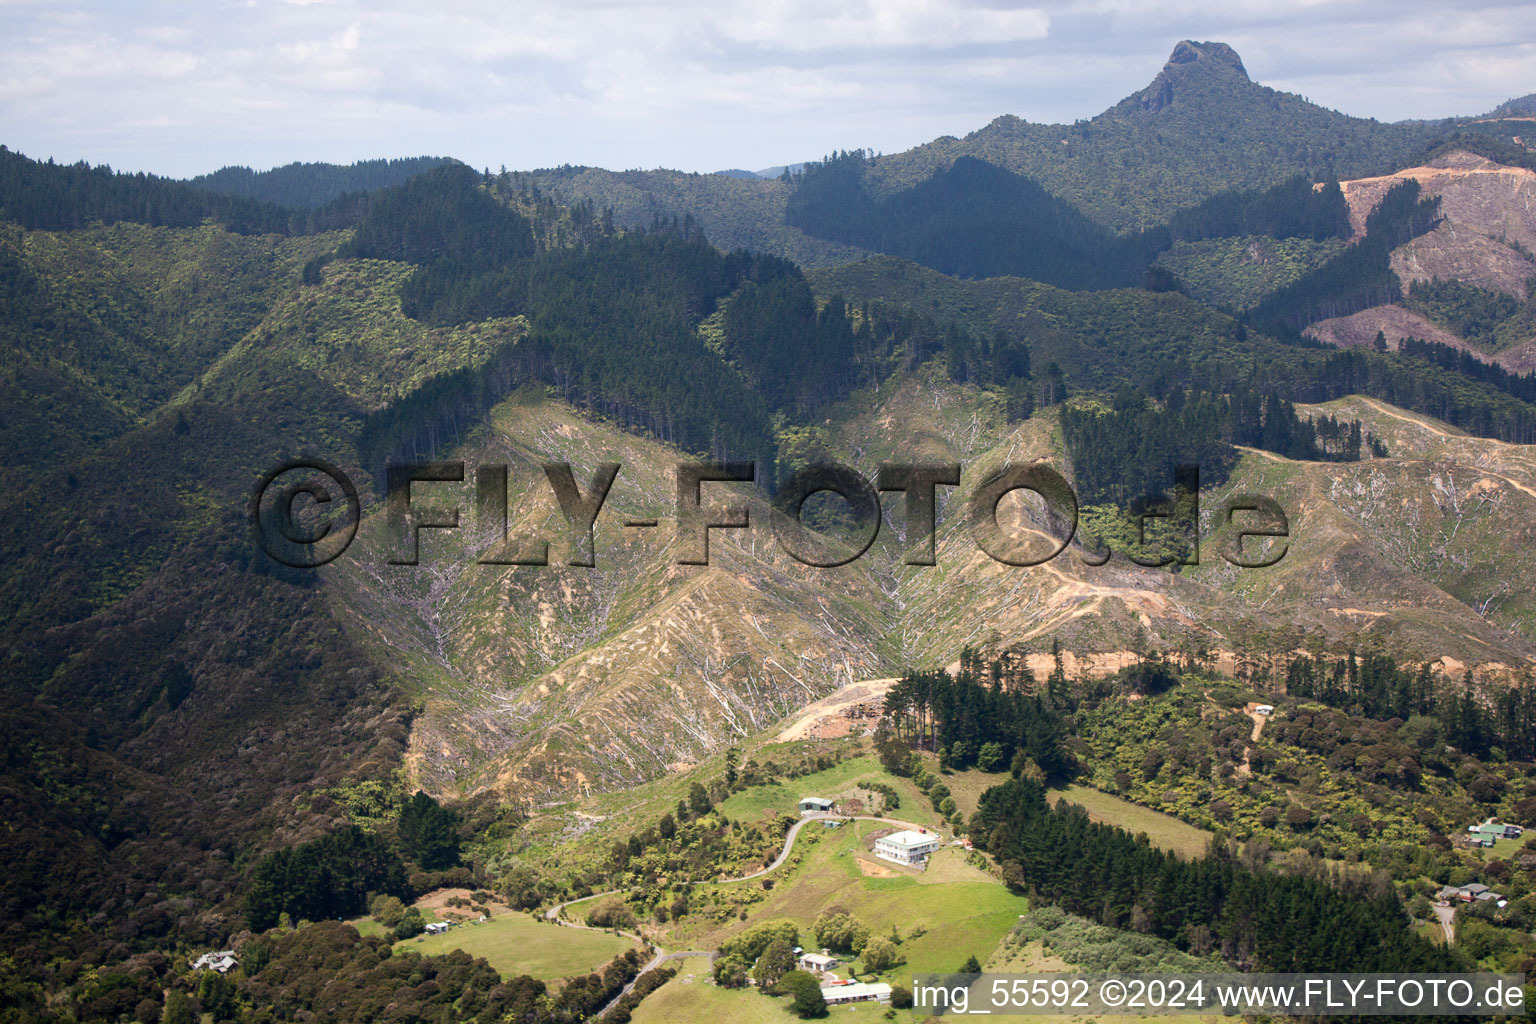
[1140,40,1251,112]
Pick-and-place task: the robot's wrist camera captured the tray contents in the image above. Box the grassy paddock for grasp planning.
[717,754,943,830]
[630,966,891,1023]
[396,912,637,980]
[1049,784,1213,860]
[666,819,1025,990]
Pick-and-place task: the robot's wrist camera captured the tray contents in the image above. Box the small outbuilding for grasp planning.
[799,952,839,973]
[798,797,834,815]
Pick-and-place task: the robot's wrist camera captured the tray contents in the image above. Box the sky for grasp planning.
[2,0,1534,179]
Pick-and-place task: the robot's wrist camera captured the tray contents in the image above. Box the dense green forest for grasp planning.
[1397,335,1536,404]
[242,827,410,932]
[0,146,363,234]
[1249,179,1443,335]
[784,153,1350,291]
[1164,175,1351,243]
[785,152,1154,289]
[1404,275,1536,356]
[1,922,664,1024]
[1285,652,1536,762]
[186,156,452,207]
[812,255,1536,443]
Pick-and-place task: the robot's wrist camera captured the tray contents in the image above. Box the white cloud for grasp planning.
[0,0,1531,176]
[712,1,1051,50]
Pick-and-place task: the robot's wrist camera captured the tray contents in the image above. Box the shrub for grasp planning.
[394,910,425,939]
[719,919,799,962]
[369,894,406,927]
[754,939,797,989]
[862,936,902,972]
[813,910,869,954]
[713,955,749,988]
[782,970,826,1018]
[585,898,637,930]
[977,742,1005,773]
[1284,805,1313,829]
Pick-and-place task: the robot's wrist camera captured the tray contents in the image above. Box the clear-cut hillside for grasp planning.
[1307,151,1536,369]
[324,374,1536,805]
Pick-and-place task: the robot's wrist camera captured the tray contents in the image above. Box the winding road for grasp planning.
[540,813,943,1018]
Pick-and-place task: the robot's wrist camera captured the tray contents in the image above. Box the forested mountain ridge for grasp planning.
[810,254,1536,444]
[186,156,453,207]
[860,40,1444,233]
[529,40,1495,257]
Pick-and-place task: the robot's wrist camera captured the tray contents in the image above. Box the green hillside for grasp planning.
[3,52,1536,1020]
[865,41,1441,233]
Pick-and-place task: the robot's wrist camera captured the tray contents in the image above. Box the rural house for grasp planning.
[821,981,893,1005]
[873,829,941,866]
[1468,817,1523,841]
[1437,883,1507,905]
[190,951,238,973]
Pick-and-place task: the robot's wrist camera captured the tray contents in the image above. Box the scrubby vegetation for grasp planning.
[1153,234,1347,310]
[1000,905,1225,973]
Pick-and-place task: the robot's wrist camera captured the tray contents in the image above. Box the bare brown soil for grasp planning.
[1306,304,1536,372]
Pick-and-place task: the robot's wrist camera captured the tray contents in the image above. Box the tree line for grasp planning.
[972,775,1462,973]
[186,156,451,208]
[243,791,461,930]
[1285,651,1536,762]
[1397,335,1536,404]
[1249,179,1442,334]
[1059,384,1382,505]
[785,152,1354,292]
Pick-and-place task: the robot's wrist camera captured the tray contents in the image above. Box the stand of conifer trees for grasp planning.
[882,663,1071,778]
[972,776,1463,974]
[1285,652,1536,761]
